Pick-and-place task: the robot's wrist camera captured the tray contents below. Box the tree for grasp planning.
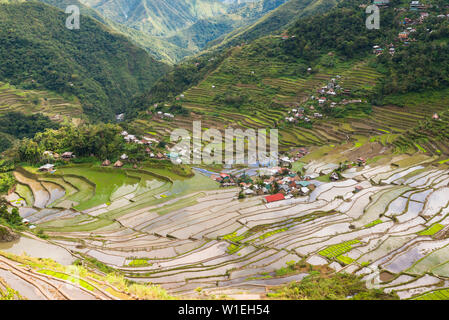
[0,199,22,226]
[18,138,42,163]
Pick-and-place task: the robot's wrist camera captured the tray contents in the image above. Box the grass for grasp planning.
[275,261,298,277]
[267,271,399,300]
[413,288,449,300]
[414,143,427,153]
[365,219,383,228]
[128,259,152,267]
[38,269,95,291]
[419,224,445,236]
[0,251,174,300]
[258,228,289,240]
[336,255,354,265]
[227,243,243,255]
[319,240,361,259]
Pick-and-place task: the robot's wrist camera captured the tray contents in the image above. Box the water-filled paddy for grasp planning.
[0,236,74,265]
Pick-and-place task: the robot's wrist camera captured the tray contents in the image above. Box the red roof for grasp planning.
[265,193,285,203]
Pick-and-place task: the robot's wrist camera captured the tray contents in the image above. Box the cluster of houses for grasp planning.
[38,152,76,172]
[230,166,321,199]
[317,76,344,97]
[372,1,449,54]
[120,131,167,159]
[283,75,366,125]
[284,77,358,124]
[281,33,297,40]
[285,106,321,123]
[214,154,368,203]
[375,0,445,12]
[156,111,175,119]
[373,44,396,56]
[121,131,159,146]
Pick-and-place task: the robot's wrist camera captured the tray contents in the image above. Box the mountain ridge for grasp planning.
[0,0,169,121]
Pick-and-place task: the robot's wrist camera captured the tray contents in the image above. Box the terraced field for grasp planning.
[0,242,171,300]
[0,82,84,122]
[131,43,449,155]
[6,151,449,299]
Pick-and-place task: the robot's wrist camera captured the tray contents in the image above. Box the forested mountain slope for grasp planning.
[69,0,290,62]
[130,0,449,155]
[0,1,169,121]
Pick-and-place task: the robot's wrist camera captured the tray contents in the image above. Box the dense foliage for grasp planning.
[0,1,168,121]
[268,271,399,300]
[210,0,342,50]
[16,123,127,163]
[0,133,12,153]
[0,112,59,140]
[284,7,396,61]
[0,160,15,194]
[0,199,22,226]
[378,18,449,94]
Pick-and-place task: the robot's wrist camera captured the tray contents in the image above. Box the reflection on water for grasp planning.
[0,236,74,265]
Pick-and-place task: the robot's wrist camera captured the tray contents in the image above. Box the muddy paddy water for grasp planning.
[0,236,74,265]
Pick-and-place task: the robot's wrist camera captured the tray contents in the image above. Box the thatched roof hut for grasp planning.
[114,160,124,168]
[102,160,111,166]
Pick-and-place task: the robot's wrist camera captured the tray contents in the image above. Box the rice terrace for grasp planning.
[1,0,449,305]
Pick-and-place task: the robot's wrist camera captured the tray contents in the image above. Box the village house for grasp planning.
[327,88,336,96]
[419,12,429,21]
[374,0,390,7]
[410,1,425,11]
[357,157,367,166]
[330,172,339,181]
[38,164,55,172]
[116,113,125,122]
[114,160,124,168]
[398,31,409,40]
[264,193,285,203]
[62,152,75,160]
[373,45,384,55]
[318,97,327,104]
[163,113,175,119]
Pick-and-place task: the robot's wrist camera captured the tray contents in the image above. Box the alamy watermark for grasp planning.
[170,121,279,166]
[366,4,380,30]
[65,5,80,30]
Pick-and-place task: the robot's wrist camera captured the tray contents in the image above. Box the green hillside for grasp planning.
[0,0,169,121]
[129,0,449,153]
[38,0,193,64]
[67,0,290,63]
[208,0,340,50]
[80,0,229,36]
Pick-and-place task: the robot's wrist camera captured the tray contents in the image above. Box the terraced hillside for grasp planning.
[5,149,449,299]
[0,246,172,300]
[7,164,219,231]
[130,37,449,154]
[0,82,84,123]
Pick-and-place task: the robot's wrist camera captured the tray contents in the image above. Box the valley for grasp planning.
[0,0,449,302]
